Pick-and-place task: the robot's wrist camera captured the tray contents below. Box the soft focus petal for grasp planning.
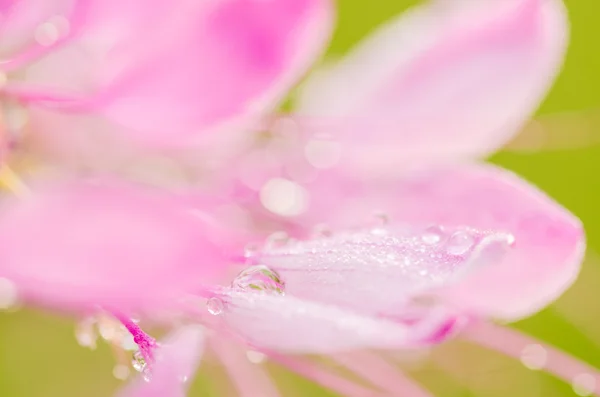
[295,0,568,172]
[0,178,232,313]
[0,0,75,62]
[22,0,333,147]
[256,225,514,320]
[117,325,204,397]
[216,289,413,353]
[299,163,584,320]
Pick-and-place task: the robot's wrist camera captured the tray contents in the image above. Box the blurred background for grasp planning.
[1,0,599,396]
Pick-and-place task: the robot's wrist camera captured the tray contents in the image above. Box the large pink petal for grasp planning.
[297,163,584,321]
[0,178,233,314]
[295,0,568,173]
[215,289,415,353]
[256,224,514,321]
[116,325,204,397]
[21,0,333,148]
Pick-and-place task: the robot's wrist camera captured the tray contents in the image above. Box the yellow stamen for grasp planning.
[0,165,30,197]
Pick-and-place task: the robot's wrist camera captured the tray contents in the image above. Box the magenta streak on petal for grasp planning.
[114,313,157,363]
[332,351,433,396]
[265,351,390,397]
[463,321,600,396]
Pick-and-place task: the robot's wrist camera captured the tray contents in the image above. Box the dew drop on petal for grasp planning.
[265,231,289,249]
[312,223,333,238]
[246,350,267,364]
[232,265,285,295]
[0,277,18,310]
[207,297,224,315]
[113,364,130,380]
[179,375,189,383]
[132,350,147,373]
[573,373,596,396]
[372,211,390,226]
[445,231,475,255]
[244,243,259,259]
[74,316,98,349]
[520,344,547,370]
[421,226,445,245]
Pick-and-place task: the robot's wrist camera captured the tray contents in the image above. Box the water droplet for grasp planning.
[372,212,390,226]
[520,344,547,370]
[573,373,596,396]
[246,350,267,364]
[312,223,333,238]
[232,265,285,294]
[207,297,224,315]
[0,278,19,310]
[265,231,289,249]
[506,233,516,247]
[132,351,147,373]
[421,226,444,245]
[179,375,189,383]
[446,231,474,255]
[113,364,130,380]
[244,243,259,258]
[74,316,98,349]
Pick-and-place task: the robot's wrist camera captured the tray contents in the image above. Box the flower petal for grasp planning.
[116,325,204,397]
[256,225,514,320]
[0,178,232,314]
[298,163,584,320]
[216,289,415,353]
[295,0,568,172]
[23,0,333,147]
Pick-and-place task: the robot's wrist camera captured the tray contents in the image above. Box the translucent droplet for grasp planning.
[372,212,390,226]
[232,265,285,294]
[179,375,189,383]
[421,226,444,245]
[207,297,224,315]
[0,277,19,310]
[132,351,147,373]
[446,231,475,255]
[244,243,259,258]
[246,350,267,364]
[113,364,130,380]
[312,223,333,238]
[265,231,289,249]
[520,344,547,370]
[74,316,98,349]
[573,373,596,396]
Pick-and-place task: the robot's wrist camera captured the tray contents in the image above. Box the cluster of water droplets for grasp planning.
[74,314,148,380]
[258,215,515,285]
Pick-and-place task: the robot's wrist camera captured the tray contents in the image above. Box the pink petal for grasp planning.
[300,163,584,321]
[255,225,514,322]
[0,178,232,314]
[22,0,333,147]
[295,0,568,172]
[214,289,414,353]
[0,0,75,63]
[117,325,204,397]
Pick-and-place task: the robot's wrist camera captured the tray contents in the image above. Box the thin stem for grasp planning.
[463,321,600,396]
[210,336,281,397]
[332,350,433,396]
[265,351,391,397]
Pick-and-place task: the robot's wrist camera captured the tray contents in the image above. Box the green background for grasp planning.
[1,0,600,395]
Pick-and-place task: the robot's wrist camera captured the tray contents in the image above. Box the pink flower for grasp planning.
[0,0,332,160]
[0,0,596,396]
